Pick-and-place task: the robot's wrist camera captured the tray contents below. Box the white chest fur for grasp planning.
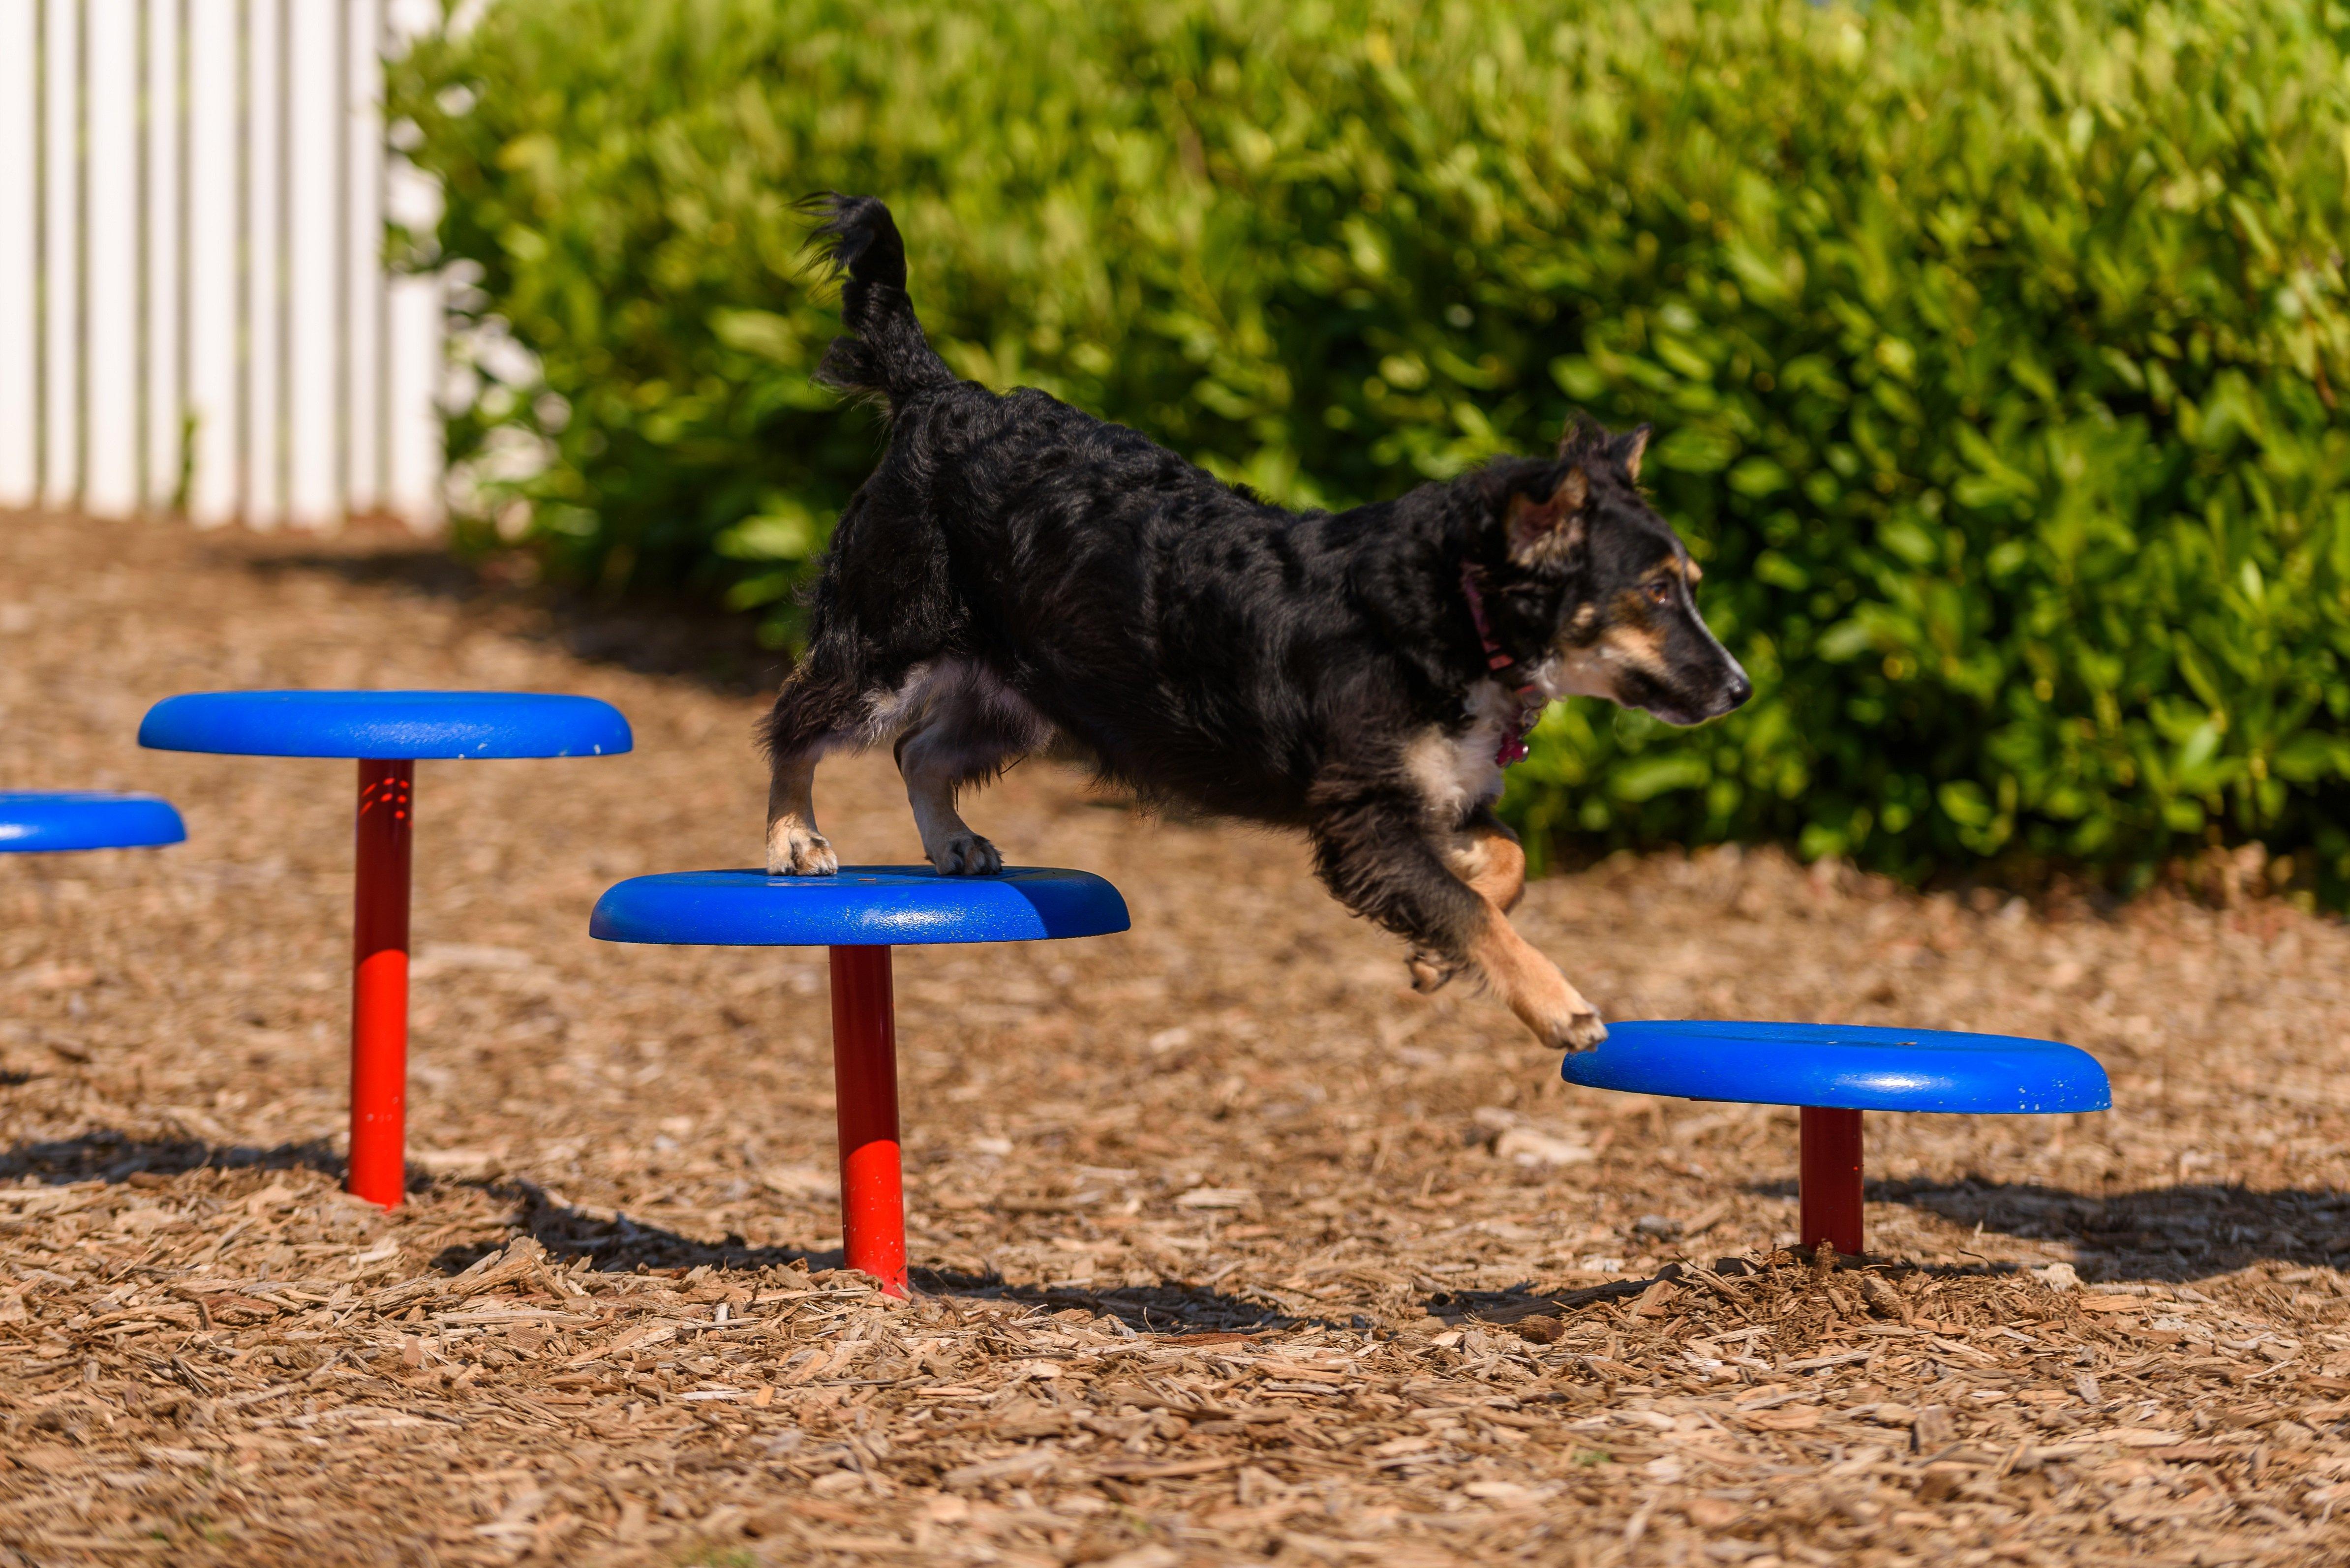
[1404,680,1526,825]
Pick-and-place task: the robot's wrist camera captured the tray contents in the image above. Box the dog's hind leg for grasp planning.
[893,665,1050,876]
[899,737,999,875]
[760,660,866,876]
[765,750,837,875]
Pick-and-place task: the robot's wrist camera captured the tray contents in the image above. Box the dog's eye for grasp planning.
[1645,579,1675,606]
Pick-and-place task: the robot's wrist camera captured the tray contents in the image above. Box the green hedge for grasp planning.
[392,0,2350,897]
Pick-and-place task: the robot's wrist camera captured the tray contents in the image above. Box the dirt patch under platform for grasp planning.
[4,509,2350,1566]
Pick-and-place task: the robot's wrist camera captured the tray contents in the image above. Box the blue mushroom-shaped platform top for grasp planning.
[139,690,632,760]
[591,866,1130,948]
[0,792,186,853]
[1561,1020,2110,1115]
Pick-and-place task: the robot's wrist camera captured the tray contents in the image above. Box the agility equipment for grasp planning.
[140,691,632,1206]
[1561,1020,2109,1255]
[590,866,1130,1295]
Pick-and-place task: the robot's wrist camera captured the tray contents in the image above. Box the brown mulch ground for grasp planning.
[4,509,2350,1567]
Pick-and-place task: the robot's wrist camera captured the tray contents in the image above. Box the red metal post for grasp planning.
[828,944,908,1297]
[1799,1106,1865,1256]
[349,760,414,1208]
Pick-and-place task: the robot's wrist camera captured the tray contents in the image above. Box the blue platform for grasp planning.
[0,792,186,853]
[591,866,1130,948]
[1561,1020,2110,1115]
[139,690,633,760]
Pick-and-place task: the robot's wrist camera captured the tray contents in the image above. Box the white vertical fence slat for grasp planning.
[344,0,383,514]
[383,0,442,526]
[242,0,281,523]
[5,0,446,529]
[285,0,338,525]
[0,3,37,506]
[184,0,239,524]
[85,0,141,518]
[42,0,81,509]
[144,0,182,509]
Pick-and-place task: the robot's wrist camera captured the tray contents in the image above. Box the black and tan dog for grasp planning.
[763,196,1750,1050]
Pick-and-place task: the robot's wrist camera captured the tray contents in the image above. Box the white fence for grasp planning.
[0,0,446,528]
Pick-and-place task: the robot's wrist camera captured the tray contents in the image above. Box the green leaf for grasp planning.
[1651,426,1739,475]
[1609,753,1713,802]
[1938,781,1994,828]
[1878,517,1939,568]
[1727,457,1790,498]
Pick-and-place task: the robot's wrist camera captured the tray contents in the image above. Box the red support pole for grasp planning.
[829,945,907,1297]
[348,760,414,1208]
[1799,1106,1865,1257]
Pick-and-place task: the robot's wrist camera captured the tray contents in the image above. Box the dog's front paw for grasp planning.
[930,834,1002,876]
[1553,1009,1608,1053]
[1518,998,1607,1053]
[766,827,839,876]
[1405,948,1458,994]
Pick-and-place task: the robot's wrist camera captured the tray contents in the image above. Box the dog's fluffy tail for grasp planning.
[801,193,955,407]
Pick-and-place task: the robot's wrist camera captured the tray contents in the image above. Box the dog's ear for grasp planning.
[1506,467,1588,568]
[1610,424,1651,482]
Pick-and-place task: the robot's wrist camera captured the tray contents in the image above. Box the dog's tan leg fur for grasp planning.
[1408,818,1528,993]
[1415,816,1602,1049]
[764,753,838,875]
[1467,906,1606,1050]
[1442,819,1526,911]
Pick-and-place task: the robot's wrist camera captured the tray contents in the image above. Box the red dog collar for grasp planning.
[1460,565,1543,767]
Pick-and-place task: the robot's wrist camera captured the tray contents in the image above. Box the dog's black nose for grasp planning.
[1719,667,1753,713]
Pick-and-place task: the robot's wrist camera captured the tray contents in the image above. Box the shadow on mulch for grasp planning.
[461,1178,1327,1334]
[923,1271,1329,1337]
[233,534,788,698]
[1430,1249,2098,1341]
[1738,1175,2348,1281]
[1429,1277,1656,1328]
[438,1178,832,1277]
[1880,1176,2350,1281]
[0,1130,345,1187]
